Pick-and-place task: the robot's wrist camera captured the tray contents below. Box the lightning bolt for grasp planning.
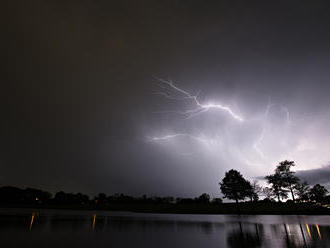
[154,78,244,122]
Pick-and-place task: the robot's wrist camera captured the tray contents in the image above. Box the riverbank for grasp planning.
[1,202,329,215]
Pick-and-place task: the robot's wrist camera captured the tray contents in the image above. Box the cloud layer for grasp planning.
[2,0,330,196]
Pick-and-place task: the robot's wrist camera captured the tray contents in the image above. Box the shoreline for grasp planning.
[1,202,330,215]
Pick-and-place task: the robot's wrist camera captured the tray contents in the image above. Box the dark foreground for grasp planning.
[1,208,329,248]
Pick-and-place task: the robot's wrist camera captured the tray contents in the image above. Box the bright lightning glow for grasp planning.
[154,78,244,122]
[150,79,294,169]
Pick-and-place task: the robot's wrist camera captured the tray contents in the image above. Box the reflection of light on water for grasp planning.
[305,224,311,238]
[92,214,96,230]
[29,212,35,230]
[299,224,307,246]
[316,224,321,239]
[286,224,290,232]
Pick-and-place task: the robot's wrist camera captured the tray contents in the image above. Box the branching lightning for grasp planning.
[154,78,244,122]
[149,78,293,164]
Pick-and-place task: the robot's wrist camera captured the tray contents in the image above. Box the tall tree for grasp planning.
[276,160,300,201]
[265,160,299,201]
[220,169,251,204]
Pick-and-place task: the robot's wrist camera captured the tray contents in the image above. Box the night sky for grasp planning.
[3,0,330,197]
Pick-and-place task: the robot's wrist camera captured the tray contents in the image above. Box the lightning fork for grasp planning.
[154,78,244,122]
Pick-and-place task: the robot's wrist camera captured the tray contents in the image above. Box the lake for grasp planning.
[0,208,329,247]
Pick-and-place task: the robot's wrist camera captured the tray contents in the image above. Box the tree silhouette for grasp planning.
[265,172,288,202]
[265,160,299,201]
[276,160,300,201]
[227,223,262,248]
[310,184,328,203]
[246,180,262,202]
[195,193,210,204]
[53,191,89,204]
[262,187,274,200]
[24,188,51,204]
[220,169,251,204]
[294,181,310,202]
[95,193,107,204]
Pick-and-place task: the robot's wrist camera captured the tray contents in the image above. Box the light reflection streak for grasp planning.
[299,224,307,246]
[305,224,311,238]
[29,212,35,231]
[316,224,321,239]
[92,214,96,231]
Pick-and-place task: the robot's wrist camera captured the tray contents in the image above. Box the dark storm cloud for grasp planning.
[296,165,330,185]
[2,0,330,196]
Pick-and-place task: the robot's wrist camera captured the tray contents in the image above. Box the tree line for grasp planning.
[0,186,222,206]
[0,160,328,208]
[220,160,329,204]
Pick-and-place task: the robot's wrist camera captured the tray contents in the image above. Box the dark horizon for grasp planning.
[3,0,330,197]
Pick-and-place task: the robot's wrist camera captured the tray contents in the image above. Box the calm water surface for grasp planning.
[0,208,329,247]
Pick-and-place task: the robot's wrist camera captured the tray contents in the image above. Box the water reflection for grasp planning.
[0,210,329,248]
[316,224,321,239]
[226,221,326,248]
[29,212,35,230]
[227,222,262,248]
[306,223,312,238]
[92,214,96,231]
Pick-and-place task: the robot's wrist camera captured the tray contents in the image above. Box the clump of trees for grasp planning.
[265,160,299,202]
[219,169,262,206]
[219,160,329,205]
[54,191,90,205]
[220,169,255,204]
[309,184,328,203]
[264,160,328,203]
